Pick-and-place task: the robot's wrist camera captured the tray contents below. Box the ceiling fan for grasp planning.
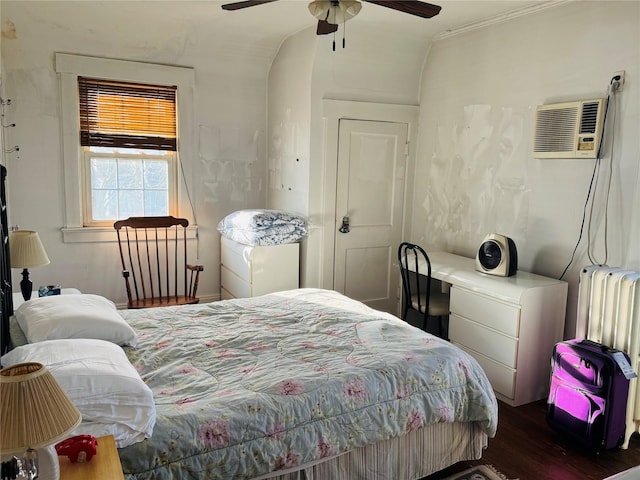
[221,0,442,36]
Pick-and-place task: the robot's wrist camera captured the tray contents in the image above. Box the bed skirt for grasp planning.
[256,421,487,480]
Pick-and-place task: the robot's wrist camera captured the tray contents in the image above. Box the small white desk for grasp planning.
[411,251,568,406]
[427,251,565,302]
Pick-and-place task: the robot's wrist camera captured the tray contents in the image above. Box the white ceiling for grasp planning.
[2,0,565,68]
[210,0,561,48]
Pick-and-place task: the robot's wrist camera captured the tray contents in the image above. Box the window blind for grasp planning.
[78,77,177,151]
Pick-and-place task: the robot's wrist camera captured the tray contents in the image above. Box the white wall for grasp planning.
[266,28,317,288]
[270,20,430,288]
[309,20,428,105]
[413,1,640,337]
[0,1,272,303]
[2,0,638,332]
[267,28,316,215]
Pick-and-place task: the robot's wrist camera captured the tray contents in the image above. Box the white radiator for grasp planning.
[576,265,640,449]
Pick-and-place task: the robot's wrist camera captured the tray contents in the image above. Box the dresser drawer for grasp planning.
[449,314,518,368]
[450,287,520,337]
[454,342,516,400]
[221,237,252,283]
[221,265,250,298]
[220,287,235,300]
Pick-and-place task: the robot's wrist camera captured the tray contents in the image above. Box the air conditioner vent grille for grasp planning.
[533,98,605,159]
[580,102,600,134]
[534,107,578,152]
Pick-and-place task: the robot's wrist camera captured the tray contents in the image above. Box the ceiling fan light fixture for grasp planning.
[308,0,362,25]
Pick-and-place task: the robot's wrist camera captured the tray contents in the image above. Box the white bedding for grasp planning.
[2,338,155,447]
[15,294,137,346]
[217,209,308,246]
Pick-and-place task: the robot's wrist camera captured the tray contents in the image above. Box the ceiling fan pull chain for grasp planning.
[332,27,336,51]
[333,5,336,51]
[343,16,346,48]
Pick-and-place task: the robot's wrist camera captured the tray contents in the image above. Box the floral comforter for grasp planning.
[118,289,497,479]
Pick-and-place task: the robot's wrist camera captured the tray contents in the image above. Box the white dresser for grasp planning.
[413,251,568,407]
[220,236,300,299]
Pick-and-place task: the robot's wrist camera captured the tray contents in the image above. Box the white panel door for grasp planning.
[334,119,408,314]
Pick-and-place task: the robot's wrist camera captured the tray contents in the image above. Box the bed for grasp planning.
[2,288,497,480]
[1,169,497,480]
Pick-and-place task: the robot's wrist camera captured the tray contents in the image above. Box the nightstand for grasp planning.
[58,435,124,480]
[12,288,82,309]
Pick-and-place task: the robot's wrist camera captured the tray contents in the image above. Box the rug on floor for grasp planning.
[441,464,517,480]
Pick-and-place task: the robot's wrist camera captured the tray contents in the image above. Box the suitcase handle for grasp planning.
[578,338,612,353]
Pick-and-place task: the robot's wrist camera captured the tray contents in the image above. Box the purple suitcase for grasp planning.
[547,339,631,452]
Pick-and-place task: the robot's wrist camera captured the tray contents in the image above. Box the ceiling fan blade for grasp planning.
[221,0,279,11]
[317,19,339,35]
[362,0,441,19]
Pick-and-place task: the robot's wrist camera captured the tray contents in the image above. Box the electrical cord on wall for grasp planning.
[587,87,617,266]
[559,154,600,280]
[178,154,200,259]
[559,77,620,280]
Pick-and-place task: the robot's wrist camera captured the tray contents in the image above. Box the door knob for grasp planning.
[339,216,350,234]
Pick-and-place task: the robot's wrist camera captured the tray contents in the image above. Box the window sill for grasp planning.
[62,225,199,243]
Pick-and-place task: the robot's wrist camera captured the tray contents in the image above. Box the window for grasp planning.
[56,54,195,242]
[84,147,175,224]
[78,77,177,226]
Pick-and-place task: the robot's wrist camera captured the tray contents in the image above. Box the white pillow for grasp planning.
[15,294,137,346]
[9,316,28,347]
[1,339,155,448]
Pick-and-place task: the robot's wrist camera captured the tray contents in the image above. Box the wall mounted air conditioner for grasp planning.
[533,98,605,159]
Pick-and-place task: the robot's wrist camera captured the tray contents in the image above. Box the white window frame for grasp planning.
[56,53,195,243]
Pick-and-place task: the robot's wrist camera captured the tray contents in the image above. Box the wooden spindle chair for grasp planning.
[114,216,204,309]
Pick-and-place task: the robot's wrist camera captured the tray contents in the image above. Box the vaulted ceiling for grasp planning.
[2,0,560,67]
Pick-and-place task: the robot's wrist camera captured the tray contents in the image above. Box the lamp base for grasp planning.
[20,268,32,301]
[0,445,59,480]
[36,445,60,480]
[22,449,38,480]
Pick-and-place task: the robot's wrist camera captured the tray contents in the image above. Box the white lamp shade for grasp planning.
[9,230,50,269]
[308,0,362,24]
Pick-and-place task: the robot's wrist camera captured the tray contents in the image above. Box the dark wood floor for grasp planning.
[423,400,640,480]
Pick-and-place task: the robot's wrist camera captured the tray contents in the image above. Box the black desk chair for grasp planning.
[398,242,449,338]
